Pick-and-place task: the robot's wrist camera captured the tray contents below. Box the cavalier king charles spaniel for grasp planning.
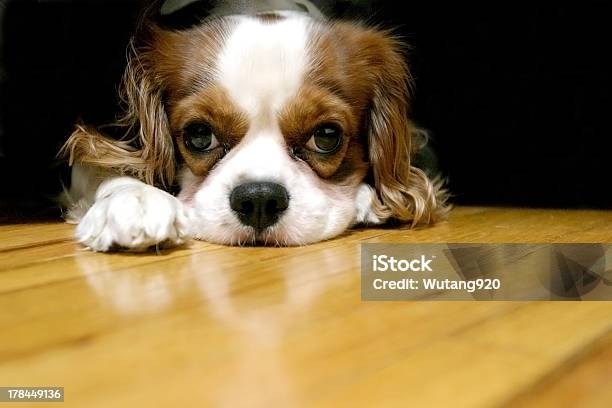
[60,0,449,251]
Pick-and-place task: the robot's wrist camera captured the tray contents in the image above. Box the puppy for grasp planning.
[60,0,449,251]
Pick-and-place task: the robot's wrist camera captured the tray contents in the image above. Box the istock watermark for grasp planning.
[372,254,434,272]
[361,243,612,300]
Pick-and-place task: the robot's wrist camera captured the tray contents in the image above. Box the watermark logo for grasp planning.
[372,254,434,272]
[361,243,612,301]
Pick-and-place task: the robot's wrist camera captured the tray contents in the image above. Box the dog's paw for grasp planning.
[353,183,383,225]
[75,178,191,252]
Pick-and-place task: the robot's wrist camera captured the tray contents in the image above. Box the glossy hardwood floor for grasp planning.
[1,206,611,407]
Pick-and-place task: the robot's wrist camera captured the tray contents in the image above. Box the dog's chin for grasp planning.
[191,216,350,247]
[193,225,301,247]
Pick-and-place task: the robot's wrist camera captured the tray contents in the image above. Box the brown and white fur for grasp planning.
[60,8,449,251]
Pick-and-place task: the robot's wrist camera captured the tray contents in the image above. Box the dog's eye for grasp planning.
[306,124,342,154]
[183,122,219,153]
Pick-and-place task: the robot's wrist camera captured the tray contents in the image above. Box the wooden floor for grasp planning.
[1,206,611,407]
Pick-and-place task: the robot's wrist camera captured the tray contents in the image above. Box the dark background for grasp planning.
[0,0,610,220]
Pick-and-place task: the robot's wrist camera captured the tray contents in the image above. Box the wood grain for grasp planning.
[0,206,611,407]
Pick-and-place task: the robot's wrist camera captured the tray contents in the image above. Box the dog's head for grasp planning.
[66,9,448,245]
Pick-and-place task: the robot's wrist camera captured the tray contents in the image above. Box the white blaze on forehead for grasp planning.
[217,15,310,121]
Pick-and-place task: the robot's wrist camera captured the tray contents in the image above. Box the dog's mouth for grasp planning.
[236,225,294,247]
[195,219,294,247]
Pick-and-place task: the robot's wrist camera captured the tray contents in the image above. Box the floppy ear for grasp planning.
[60,27,175,188]
[363,30,449,226]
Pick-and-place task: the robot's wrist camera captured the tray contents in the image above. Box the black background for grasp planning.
[0,0,610,220]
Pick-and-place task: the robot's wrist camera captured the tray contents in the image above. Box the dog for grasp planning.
[60,0,449,251]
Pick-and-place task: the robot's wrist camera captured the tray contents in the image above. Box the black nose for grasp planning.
[229,182,289,231]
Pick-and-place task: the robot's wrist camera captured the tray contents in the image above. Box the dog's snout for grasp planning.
[230,182,289,231]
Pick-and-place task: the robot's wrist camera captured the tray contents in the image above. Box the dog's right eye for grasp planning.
[183,122,219,153]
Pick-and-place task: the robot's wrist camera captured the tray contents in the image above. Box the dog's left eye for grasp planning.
[183,122,219,153]
[306,124,343,154]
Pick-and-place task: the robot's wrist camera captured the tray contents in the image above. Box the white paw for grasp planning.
[75,177,191,252]
[354,183,383,225]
